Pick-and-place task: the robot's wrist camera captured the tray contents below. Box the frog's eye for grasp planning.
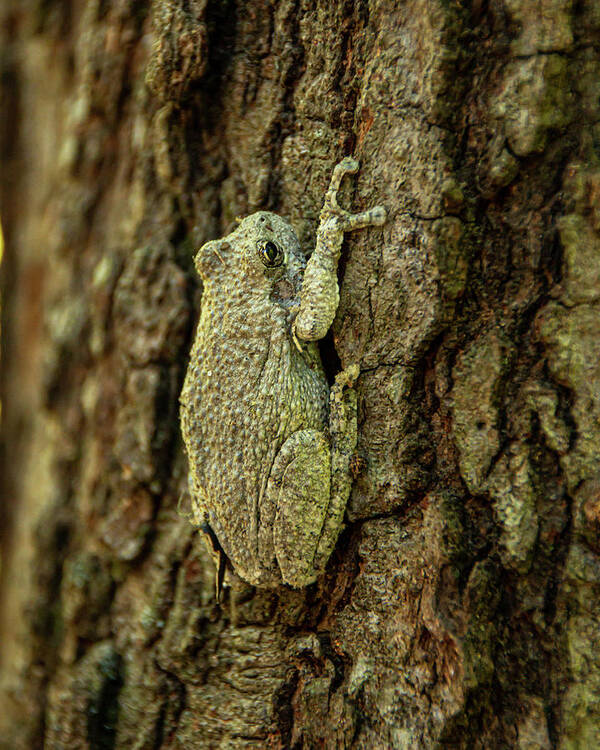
[258,240,284,268]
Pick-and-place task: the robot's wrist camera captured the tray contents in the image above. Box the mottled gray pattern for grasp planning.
[180,159,386,587]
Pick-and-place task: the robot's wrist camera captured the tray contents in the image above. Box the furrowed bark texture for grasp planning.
[1,0,599,747]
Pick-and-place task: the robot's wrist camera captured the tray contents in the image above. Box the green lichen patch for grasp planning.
[488,147,520,190]
[561,615,600,748]
[537,303,600,492]
[524,383,571,456]
[451,329,513,494]
[558,214,600,306]
[432,216,469,302]
[487,444,538,573]
[496,55,573,157]
[505,0,573,56]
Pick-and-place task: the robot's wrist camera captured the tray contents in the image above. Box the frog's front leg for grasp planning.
[293,158,386,343]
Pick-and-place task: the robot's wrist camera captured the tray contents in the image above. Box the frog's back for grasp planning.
[180,281,329,585]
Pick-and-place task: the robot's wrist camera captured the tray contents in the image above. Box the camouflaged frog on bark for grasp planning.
[180,159,386,589]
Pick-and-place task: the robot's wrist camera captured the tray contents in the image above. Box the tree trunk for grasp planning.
[1,0,599,747]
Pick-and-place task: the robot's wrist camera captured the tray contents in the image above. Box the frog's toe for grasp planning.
[336,156,359,174]
[339,204,387,232]
[370,205,387,225]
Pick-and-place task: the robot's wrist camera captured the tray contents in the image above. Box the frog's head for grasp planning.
[195,211,304,299]
[238,212,305,295]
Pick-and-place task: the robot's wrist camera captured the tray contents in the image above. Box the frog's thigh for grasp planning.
[269,429,331,587]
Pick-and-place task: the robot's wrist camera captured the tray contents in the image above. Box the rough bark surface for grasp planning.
[1,0,599,748]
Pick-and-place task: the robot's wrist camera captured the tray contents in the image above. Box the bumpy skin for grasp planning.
[180,158,386,588]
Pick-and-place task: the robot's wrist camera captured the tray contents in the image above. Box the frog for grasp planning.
[180,158,386,590]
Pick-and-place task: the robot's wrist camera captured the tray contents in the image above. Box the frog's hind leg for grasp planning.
[269,367,359,588]
[312,364,359,573]
[267,430,331,588]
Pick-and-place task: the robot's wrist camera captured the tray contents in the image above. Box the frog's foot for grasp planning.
[331,362,360,392]
[329,364,359,451]
[200,520,228,602]
[313,365,359,572]
[324,157,387,230]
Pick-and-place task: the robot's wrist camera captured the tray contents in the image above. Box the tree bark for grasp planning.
[1,0,599,747]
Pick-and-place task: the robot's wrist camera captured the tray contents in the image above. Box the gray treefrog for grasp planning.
[180,158,386,589]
